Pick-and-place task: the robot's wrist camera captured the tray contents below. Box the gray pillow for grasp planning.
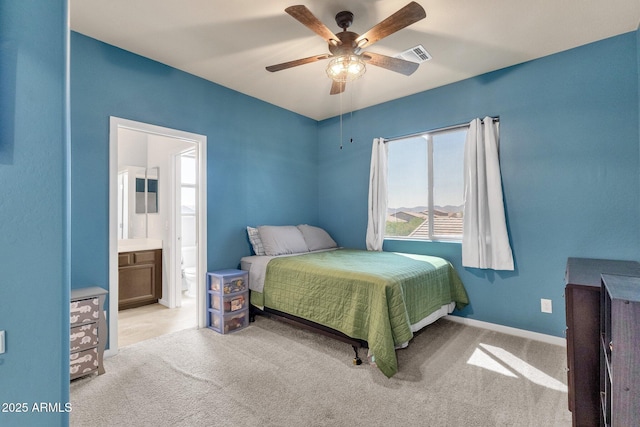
[258,225,309,256]
[297,224,337,251]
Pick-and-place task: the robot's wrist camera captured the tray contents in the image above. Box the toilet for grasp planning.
[181,246,197,297]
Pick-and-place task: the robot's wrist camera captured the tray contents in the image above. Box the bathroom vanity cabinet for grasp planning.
[118,248,162,310]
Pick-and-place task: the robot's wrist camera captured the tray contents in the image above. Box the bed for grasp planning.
[240,225,469,378]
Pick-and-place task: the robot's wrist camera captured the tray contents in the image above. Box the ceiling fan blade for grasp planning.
[330,80,345,95]
[355,2,426,49]
[285,5,341,45]
[362,52,419,76]
[266,54,330,72]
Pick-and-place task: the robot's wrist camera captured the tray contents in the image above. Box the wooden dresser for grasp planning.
[118,248,162,310]
[600,274,640,426]
[564,258,640,426]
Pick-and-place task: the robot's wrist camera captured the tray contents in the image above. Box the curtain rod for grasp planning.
[383,116,499,143]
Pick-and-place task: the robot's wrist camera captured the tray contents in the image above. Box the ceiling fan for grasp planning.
[266,2,427,95]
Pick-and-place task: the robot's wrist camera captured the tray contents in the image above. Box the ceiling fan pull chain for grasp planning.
[339,101,343,149]
[350,85,354,144]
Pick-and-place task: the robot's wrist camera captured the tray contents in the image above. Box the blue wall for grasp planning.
[0,1,70,426]
[70,32,319,299]
[318,32,640,337]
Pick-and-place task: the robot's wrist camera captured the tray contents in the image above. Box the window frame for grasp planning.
[385,125,468,243]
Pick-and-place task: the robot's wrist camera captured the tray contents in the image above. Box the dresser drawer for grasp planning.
[134,251,156,264]
[119,253,132,267]
[70,347,99,379]
[70,323,99,352]
[119,250,158,266]
[70,297,100,326]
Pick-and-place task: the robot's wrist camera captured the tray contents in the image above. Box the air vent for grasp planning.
[394,44,431,63]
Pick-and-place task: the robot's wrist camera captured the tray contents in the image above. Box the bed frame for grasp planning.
[249,304,368,365]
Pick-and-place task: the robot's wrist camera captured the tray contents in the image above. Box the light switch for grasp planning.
[0,330,5,354]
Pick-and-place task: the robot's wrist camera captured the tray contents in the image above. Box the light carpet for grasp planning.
[70,316,572,426]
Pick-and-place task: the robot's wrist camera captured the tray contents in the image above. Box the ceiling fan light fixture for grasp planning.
[326,55,366,82]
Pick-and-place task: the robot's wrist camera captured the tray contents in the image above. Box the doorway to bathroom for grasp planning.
[108,117,207,354]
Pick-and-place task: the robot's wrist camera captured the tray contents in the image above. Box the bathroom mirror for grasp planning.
[135,167,159,215]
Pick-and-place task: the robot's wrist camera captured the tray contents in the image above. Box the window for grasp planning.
[180,150,197,248]
[385,127,467,241]
[181,151,196,215]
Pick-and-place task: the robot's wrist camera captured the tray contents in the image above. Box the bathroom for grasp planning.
[114,120,205,348]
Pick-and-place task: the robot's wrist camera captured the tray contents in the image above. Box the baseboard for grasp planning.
[444,315,566,347]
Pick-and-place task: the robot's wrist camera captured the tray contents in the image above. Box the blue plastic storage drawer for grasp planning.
[208,309,249,334]
[210,292,248,313]
[207,270,248,294]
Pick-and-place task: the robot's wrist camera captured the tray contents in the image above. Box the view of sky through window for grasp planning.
[386,128,466,240]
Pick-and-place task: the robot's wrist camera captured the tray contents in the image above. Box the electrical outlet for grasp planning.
[541,299,552,314]
[0,330,5,354]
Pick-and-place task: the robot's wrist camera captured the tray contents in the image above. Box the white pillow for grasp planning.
[246,226,266,256]
[297,224,337,251]
[258,225,309,256]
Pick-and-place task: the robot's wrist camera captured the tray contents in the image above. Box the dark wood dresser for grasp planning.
[564,257,640,426]
[600,274,640,426]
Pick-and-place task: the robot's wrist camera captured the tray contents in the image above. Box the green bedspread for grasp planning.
[251,249,468,378]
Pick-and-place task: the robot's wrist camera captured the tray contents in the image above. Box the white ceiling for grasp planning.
[70,0,640,121]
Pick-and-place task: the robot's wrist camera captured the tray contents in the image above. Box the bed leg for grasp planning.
[352,345,363,365]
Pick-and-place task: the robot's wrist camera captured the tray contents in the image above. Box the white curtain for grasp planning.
[366,138,388,251]
[462,117,514,270]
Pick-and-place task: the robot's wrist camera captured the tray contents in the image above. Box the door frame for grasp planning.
[107,116,207,356]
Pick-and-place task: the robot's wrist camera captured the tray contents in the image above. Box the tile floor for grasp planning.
[117,294,197,347]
